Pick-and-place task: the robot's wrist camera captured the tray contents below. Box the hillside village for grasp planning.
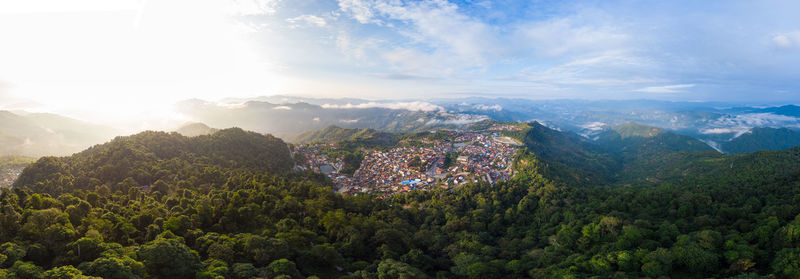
[294,125,522,197]
[0,166,24,188]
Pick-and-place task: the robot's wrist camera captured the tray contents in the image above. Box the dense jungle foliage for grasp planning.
[2,124,800,278]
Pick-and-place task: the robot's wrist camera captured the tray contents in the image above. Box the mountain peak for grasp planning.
[613,122,664,138]
[175,122,218,137]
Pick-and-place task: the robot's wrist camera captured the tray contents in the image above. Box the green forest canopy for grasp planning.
[1,124,800,278]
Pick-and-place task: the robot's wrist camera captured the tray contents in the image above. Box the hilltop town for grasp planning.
[294,123,523,197]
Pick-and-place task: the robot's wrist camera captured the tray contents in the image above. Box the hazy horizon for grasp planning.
[2,0,800,128]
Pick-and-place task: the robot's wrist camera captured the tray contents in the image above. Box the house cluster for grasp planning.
[296,129,520,197]
[292,144,344,175]
[0,167,23,188]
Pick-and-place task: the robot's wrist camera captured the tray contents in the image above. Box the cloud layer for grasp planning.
[321,101,444,112]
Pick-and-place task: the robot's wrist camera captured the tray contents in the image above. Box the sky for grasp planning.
[1,0,800,128]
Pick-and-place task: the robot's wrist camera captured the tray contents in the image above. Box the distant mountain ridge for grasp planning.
[0,110,118,157]
[290,125,381,144]
[175,122,218,137]
[596,122,714,155]
[173,97,800,155]
[721,127,800,153]
[174,99,485,138]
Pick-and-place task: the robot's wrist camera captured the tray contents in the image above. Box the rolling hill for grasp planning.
[721,127,800,154]
[14,128,292,194]
[0,110,119,157]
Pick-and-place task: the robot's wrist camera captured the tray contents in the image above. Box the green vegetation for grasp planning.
[291,126,382,144]
[722,127,800,154]
[0,156,37,169]
[520,122,621,186]
[2,124,800,278]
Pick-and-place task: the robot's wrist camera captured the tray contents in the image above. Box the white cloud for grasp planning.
[700,128,748,135]
[473,104,502,111]
[515,17,629,57]
[286,14,327,28]
[338,0,499,72]
[273,105,292,110]
[338,0,379,24]
[321,101,444,112]
[772,31,800,49]
[577,121,608,139]
[580,122,607,131]
[516,53,661,86]
[633,84,695,93]
[714,113,800,127]
[227,0,281,16]
[381,48,454,75]
[701,113,800,140]
[424,114,488,125]
[336,32,384,62]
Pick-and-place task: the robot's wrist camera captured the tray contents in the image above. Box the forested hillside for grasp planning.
[289,126,382,144]
[722,127,800,154]
[14,128,293,195]
[518,122,621,187]
[1,125,800,278]
[0,111,118,157]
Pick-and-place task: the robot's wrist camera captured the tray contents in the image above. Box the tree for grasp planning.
[43,265,101,279]
[641,248,673,278]
[78,254,146,279]
[772,248,800,278]
[137,237,201,279]
[0,242,26,268]
[163,215,192,236]
[8,261,44,279]
[376,259,427,279]
[267,259,301,278]
[231,263,257,279]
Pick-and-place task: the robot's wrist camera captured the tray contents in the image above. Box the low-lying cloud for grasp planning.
[580,122,607,131]
[473,104,502,111]
[321,101,444,112]
[701,113,800,139]
[700,127,752,138]
[633,84,695,93]
[714,113,800,127]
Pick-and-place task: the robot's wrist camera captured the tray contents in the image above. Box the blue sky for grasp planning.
[0,0,799,125]
[256,0,800,102]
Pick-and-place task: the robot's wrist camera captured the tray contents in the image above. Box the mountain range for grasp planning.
[3,97,799,158]
[0,110,119,157]
[181,96,800,154]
